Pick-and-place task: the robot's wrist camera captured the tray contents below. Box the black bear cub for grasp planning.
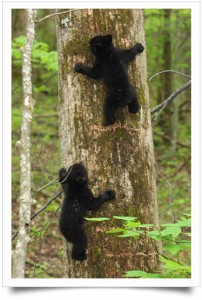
[59,163,115,261]
[75,34,144,126]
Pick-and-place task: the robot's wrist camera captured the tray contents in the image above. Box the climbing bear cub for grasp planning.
[59,163,115,261]
[75,34,144,126]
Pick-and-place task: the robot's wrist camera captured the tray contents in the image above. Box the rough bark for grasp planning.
[56,9,161,278]
[12,9,37,278]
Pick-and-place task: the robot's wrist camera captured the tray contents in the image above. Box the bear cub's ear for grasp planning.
[104,34,113,44]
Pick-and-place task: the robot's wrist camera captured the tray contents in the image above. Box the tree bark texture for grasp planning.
[56,9,161,278]
[12,9,37,278]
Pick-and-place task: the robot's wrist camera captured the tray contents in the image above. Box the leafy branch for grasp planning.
[85,214,191,278]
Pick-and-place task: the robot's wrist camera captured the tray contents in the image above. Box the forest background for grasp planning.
[11,9,191,278]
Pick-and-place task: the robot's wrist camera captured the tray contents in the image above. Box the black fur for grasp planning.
[59,163,115,261]
[74,34,144,126]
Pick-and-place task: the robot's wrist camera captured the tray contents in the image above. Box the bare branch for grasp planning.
[149,70,191,82]
[170,155,191,177]
[12,167,72,242]
[151,80,191,117]
[35,9,80,23]
[12,190,62,242]
[31,190,62,220]
[32,177,58,196]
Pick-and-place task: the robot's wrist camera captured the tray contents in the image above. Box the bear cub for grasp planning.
[59,163,115,261]
[75,34,144,126]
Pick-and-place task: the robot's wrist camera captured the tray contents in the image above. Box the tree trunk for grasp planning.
[159,9,173,132]
[56,9,161,278]
[163,9,172,100]
[170,11,180,153]
[12,9,37,278]
[12,9,26,38]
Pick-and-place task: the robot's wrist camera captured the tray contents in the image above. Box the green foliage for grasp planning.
[125,255,191,278]
[12,35,58,99]
[105,218,154,239]
[125,270,164,278]
[46,202,59,212]
[161,226,182,238]
[86,214,191,278]
[85,217,110,222]
[12,36,58,71]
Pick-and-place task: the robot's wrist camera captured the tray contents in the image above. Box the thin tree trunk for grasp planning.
[159,9,172,131]
[170,11,180,153]
[12,9,37,278]
[56,9,161,278]
[163,9,172,100]
[12,9,26,38]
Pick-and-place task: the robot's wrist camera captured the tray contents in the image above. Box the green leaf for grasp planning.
[161,226,181,237]
[163,243,184,255]
[160,256,191,273]
[147,230,162,240]
[84,217,109,222]
[162,218,191,228]
[118,231,140,238]
[177,219,191,227]
[182,213,191,217]
[125,270,164,278]
[124,221,154,228]
[124,221,141,227]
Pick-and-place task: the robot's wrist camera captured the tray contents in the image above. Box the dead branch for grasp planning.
[151,80,191,117]
[35,9,81,23]
[149,70,191,82]
[12,190,62,242]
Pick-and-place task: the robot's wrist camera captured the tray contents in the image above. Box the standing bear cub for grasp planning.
[74,34,144,126]
[59,163,115,261]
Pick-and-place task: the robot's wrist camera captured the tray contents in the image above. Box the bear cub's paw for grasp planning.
[135,43,144,53]
[74,63,85,73]
[105,189,116,201]
[59,168,67,182]
[72,252,87,262]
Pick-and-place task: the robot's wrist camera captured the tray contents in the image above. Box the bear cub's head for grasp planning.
[59,163,88,186]
[90,34,113,56]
